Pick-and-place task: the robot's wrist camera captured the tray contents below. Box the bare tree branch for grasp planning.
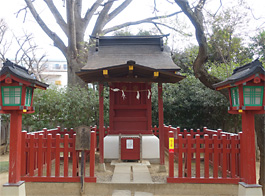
[83,0,104,29]
[174,0,225,96]
[44,0,68,36]
[91,0,114,36]
[102,11,183,34]
[107,0,133,23]
[24,0,67,57]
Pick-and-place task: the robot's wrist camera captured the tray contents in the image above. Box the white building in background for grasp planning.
[41,60,68,87]
[0,59,68,87]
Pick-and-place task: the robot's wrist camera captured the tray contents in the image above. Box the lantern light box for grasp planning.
[0,59,48,114]
[214,59,265,114]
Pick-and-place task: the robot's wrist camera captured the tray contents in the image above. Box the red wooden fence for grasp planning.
[21,127,96,183]
[167,127,241,184]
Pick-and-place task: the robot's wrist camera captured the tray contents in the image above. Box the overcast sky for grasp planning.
[0,0,264,61]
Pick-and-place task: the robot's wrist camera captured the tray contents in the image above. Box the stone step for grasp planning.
[112,190,131,196]
[135,192,154,196]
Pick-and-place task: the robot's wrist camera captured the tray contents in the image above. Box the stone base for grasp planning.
[98,163,106,172]
[2,181,26,196]
[238,182,262,196]
[158,164,167,172]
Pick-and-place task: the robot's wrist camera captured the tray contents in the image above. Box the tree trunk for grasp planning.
[67,57,87,87]
[255,114,265,195]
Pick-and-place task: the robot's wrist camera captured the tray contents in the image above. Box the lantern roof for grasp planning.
[213,59,265,89]
[0,59,49,89]
[76,35,185,83]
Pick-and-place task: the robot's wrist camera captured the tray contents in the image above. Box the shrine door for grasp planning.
[109,83,152,134]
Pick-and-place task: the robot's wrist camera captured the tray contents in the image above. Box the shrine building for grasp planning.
[76,35,185,165]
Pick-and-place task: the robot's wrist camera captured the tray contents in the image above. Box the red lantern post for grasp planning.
[214,59,264,195]
[0,60,48,195]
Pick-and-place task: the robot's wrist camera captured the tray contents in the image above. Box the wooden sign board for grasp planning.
[75,125,90,150]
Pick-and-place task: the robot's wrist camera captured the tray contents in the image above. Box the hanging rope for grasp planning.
[109,87,152,100]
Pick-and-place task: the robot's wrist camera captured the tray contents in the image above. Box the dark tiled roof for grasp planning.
[0,59,49,88]
[81,36,181,71]
[213,59,265,88]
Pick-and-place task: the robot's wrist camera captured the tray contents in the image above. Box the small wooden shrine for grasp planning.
[77,36,185,166]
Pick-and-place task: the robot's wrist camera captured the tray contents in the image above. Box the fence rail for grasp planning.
[21,127,96,183]
[167,127,241,184]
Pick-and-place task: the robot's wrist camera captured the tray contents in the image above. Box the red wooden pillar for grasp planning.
[8,111,23,184]
[241,111,256,184]
[99,83,104,163]
[158,83,165,165]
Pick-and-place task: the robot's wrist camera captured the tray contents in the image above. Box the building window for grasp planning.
[243,86,263,106]
[25,87,32,106]
[231,87,239,106]
[63,64,67,70]
[53,64,61,69]
[55,80,61,85]
[1,86,22,106]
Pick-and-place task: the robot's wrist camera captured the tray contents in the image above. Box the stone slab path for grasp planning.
[111,164,152,184]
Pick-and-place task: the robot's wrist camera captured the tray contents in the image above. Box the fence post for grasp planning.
[222,134,227,178]
[204,134,209,178]
[29,134,35,177]
[21,131,27,176]
[55,134,60,177]
[90,131,96,178]
[168,131,174,178]
[178,134,183,178]
[38,134,44,177]
[213,135,219,178]
[187,134,192,177]
[195,134,200,178]
[47,134,52,177]
[64,134,69,177]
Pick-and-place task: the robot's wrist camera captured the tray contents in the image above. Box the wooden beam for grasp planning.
[99,83,104,163]
[158,83,165,165]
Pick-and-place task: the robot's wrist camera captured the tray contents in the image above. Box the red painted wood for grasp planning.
[55,134,60,177]
[21,131,27,176]
[8,112,22,183]
[213,135,219,178]
[231,135,236,178]
[121,137,140,160]
[222,135,227,178]
[109,83,151,134]
[147,84,152,131]
[186,134,192,177]
[47,134,52,177]
[168,131,174,178]
[195,134,200,178]
[29,134,35,177]
[241,111,256,184]
[178,134,183,178]
[84,177,97,183]
[204,134,210,178]
[72,134,77,177]
[99,83,104,163]
[64,134,69,177]
[90,131,96,178]
[158,83,165,165]
[38,134,43,177]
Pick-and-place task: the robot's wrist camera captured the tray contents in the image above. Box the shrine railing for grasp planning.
[21,127,96,182]
[166,126,241,184]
